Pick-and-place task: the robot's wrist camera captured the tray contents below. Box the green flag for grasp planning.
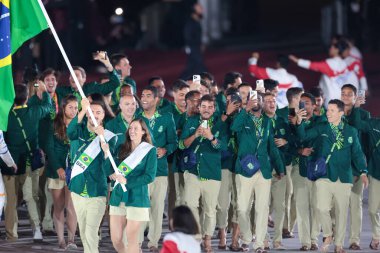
[0,0,48,131]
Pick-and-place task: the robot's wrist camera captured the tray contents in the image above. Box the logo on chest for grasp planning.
[348,136,353,144]
[158,125,164,133]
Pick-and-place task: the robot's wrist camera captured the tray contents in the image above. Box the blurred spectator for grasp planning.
[161,205,201,253]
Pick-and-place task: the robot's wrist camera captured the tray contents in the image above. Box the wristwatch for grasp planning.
[223,111,230,117]
[210,136,216,141]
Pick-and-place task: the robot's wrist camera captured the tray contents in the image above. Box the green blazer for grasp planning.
[221,115,237,172]
[157,98,173,114]
[265,114,293,170]
[296,120,367,183]
[67,116,116,197]
[27,94,57,153]
[231,109,284,179]
[105,147,157,208]
[351,108,380,180]
[215,91,226,116]
[46,134,69,179]
[179,115,228,181]
[56,70,119,106]
[105,113,129,148]
[137,111,178,177]
[295,115,327,177]
[1,92,52,175]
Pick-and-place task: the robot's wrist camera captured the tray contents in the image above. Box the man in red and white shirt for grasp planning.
[248,52,303,109]
[289,40,351,107]
[342,47,368,93]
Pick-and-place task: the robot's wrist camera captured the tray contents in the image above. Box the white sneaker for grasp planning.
[66,241,78,250]
[33,227,43,242]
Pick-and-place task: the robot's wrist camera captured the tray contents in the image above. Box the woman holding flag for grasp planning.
[101,118,157,253]
[67,97,116,253]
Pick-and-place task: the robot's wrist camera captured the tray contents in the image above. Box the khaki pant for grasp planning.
[3,167,41,240]
[293,164,319,247]
[71,193,106,253]
[270,174,287,243]
[39,170,54,231]
[236,172,271,249]
[174,172,185,206]
[283,165,296,232]
[183,171,221,237]
[349,176,364,244]
[147,176,168,248]
[368,176,380,240]
[216,169,237,228]
[316,178,352,247]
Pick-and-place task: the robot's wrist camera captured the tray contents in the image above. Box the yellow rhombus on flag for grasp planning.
[0,0,48,131]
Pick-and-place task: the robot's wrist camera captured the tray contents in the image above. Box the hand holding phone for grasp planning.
[358,89,365,98]
[201,120,208,128]
[191,75,201,91]
[249,90,258,100]
[256,79,265,90]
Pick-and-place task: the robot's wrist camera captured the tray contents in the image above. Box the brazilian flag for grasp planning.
[0,0,48,130]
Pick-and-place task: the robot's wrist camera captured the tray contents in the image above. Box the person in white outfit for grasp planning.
[248,52,303,109]
[0,130,17,219]
[289,39,350,107]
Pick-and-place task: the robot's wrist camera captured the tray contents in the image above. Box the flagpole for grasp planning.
[36,0,126,191]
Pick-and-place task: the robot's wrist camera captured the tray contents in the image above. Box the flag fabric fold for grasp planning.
[0,0,48,131]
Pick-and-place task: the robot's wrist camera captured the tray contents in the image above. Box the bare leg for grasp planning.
[51,188,65,245]
[110,214,127,253]
[64,186,77,243]
[126,220,141,253]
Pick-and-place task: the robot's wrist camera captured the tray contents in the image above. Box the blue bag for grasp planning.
[307,157,327,181]
[240,154,260,177]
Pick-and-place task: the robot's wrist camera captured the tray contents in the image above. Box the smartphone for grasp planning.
[358,89,365,98]
[33,83,39,87]
[92,51,106,60]
[299,101,305,110]
[289,108,296,117]
[249,90,258,100]
[256,79,264,90]
[193,75,201,84]
[230,93,242,104]
[201,120,208,128]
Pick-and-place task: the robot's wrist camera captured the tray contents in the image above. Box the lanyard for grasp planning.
[11,109,32,156]
[14,105,28,110]
[326,123,344,163]
[142,111,160,129]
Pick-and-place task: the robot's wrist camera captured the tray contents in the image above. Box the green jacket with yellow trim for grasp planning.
[231,109,285,179]
[136,111,178,177]
[351,108,380,180]
[179,115,228,181]
[105,147,157,208]
[296,120,367,183]
[1,92,52,175]
[67,116,116,197]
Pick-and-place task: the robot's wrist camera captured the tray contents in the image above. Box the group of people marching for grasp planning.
[0,35,379,253]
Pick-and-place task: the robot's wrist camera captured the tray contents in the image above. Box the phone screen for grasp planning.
[289,108,296,117]
[358,90,365,97]
[299,101,305,110]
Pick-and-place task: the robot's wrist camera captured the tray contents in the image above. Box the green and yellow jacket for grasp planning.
[231,109,285,179]
[296,120,367,183]
[104,147,157,208]
[179,115,228,181]
[67,116,116,197]
[351,108,380,180]
[136,110,178,177]
[56,70,119,106]
[1,92,51,175]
